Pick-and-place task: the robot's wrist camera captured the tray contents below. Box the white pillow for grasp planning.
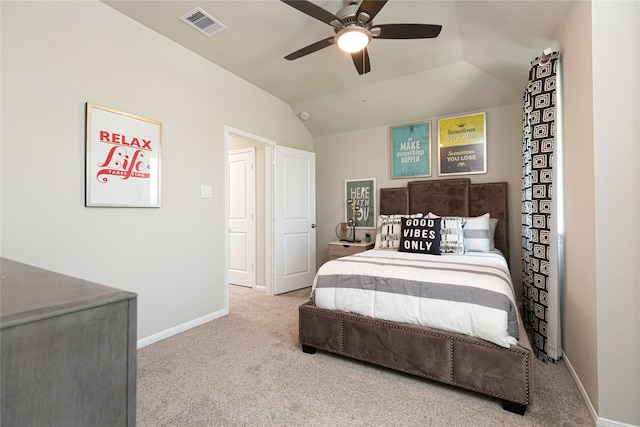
[428,212,494,252]
[374,213,423,250]
[438,217,466,254]
[462,213,492,252]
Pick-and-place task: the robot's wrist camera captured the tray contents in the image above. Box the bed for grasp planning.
[299,178,532,415]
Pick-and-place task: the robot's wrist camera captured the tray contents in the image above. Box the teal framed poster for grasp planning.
[390,120,431,179]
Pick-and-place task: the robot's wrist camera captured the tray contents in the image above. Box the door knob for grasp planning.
[311,224,317,228]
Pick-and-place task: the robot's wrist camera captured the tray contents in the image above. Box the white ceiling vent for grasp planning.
[180,7,227,38]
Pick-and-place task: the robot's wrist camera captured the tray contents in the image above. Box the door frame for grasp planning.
[224,127,275,314]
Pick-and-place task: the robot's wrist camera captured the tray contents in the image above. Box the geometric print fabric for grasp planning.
[521,53,559,362]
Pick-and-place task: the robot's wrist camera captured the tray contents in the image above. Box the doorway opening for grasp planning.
[225,127,274,310]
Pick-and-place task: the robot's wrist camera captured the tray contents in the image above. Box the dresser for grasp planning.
[328,241,375,260]
[0,258,137,427]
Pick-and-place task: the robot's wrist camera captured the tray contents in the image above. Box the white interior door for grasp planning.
[274,146,316,294]
[228,148,256,288]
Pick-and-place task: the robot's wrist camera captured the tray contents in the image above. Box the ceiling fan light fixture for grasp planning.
[336,26,371,53]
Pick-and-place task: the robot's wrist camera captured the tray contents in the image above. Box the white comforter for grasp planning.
[312,249,519,348]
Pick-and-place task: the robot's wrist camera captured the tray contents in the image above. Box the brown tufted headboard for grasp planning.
[379,179,509,263]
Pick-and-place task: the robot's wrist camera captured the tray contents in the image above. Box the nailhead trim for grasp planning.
[299,303,530,405]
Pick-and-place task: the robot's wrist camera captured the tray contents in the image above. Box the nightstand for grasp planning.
[328,241,375,260]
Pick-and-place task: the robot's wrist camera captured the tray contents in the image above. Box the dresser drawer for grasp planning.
[328,242,375,260]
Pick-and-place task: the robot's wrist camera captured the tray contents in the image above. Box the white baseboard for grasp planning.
[597,418,639,427]
[563,351,639,427]
[137,308,228,349]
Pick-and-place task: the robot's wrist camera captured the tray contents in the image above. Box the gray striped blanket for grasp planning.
[312,249,519,348]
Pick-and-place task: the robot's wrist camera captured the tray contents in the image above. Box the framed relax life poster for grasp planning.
[390,120,431,179]
[85,103,162,207]
[438,112,487,176]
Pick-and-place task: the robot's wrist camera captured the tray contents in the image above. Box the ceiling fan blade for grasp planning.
[356,0,388,22]
[285,37,334,60]
[351,48,371,75]
[280,0,340,25]
[375,23,443,39]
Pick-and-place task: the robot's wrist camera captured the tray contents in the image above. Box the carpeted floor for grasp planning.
[136,285,595,426]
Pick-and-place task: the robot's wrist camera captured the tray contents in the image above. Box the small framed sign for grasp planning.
[345,178,376,229]
[390,120,431,179]
[438,112,486,176]
[85,103,162,207]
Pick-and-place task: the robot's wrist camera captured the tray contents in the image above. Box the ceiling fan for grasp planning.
[281,0,442,75]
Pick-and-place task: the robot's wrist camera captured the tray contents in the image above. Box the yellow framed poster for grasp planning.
[438,112,486,176]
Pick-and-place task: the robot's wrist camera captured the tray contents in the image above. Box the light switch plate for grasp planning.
[200,185,212,198]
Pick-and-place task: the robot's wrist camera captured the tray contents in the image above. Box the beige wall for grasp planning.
[591,1,639,424]
[315,104,524,299]
[560,1,640,425]
[559,0,600,413]
[0,1,312,340]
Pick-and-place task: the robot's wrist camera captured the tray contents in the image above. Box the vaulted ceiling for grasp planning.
[103,0,573,136]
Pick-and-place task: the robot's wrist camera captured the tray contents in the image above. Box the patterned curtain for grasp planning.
[521,52,561,362]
